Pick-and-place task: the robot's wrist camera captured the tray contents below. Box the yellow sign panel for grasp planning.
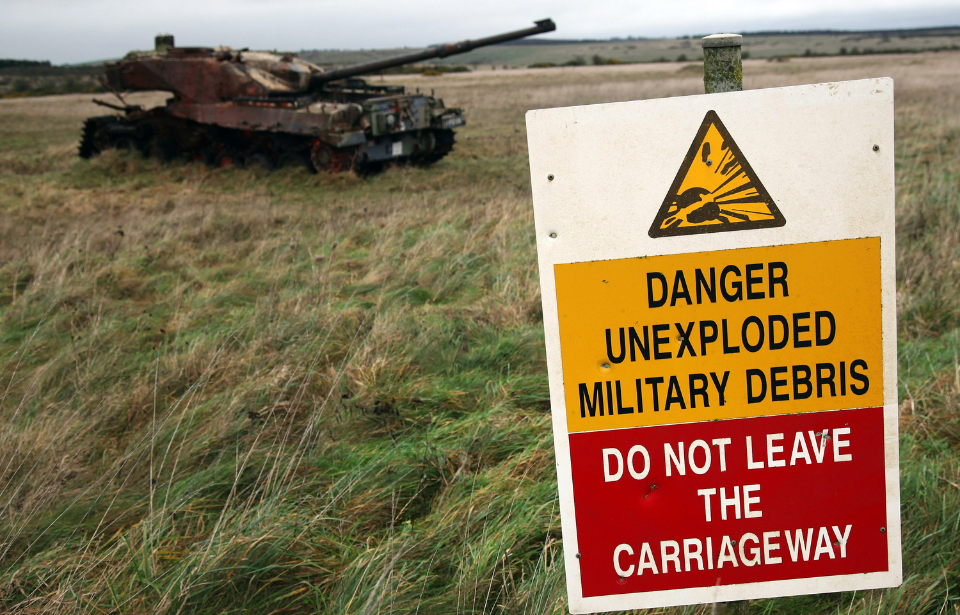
[555,238,882,433]
[649,110,786,238]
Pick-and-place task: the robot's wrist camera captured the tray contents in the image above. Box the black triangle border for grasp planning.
[648,110,786,238]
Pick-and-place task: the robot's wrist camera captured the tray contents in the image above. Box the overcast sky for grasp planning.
[3,0,959,64]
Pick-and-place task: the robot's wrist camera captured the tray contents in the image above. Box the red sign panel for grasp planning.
[570,407,887,598]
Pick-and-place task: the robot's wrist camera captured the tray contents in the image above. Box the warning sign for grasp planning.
[555,238,882,433]
[526,78,899,613]
[571,406,888,598]
[649,111,785,237]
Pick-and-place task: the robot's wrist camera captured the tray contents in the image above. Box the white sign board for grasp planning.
[526,79,901,613]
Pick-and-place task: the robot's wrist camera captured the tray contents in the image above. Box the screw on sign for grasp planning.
[526,34,900,614]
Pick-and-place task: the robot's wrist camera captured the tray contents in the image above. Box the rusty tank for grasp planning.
[77,20,555,173]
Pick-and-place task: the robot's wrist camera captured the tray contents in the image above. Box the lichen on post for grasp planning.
[702,33,743,94]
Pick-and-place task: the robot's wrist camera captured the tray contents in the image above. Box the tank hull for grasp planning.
[79,106,459,173]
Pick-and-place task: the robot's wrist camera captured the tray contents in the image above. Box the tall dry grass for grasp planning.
[0,51,958,614]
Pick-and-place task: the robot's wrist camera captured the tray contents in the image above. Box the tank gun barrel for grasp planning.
[310,18,555,87]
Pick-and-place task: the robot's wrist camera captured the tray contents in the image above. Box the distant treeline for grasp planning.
[739,26,960,38]
[0,59,53,69]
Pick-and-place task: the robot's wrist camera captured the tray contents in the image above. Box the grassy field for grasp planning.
[0,52,959,614]
[300,28,960,68]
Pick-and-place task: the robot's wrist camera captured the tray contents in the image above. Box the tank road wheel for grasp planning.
[355,161,383,177]
[146,139,179,162]
[200,147,217,167]
[310,142,358,174]
[413,129,456,167]
[213,150,244,169]
[245,153,275,171]
[278,152,315,173]
[114,137,136,153]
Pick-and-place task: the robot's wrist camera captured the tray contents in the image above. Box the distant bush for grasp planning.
[528,62,556,68]
[563,55,586,66]
[591,55,623,65]
[63,77,84,93]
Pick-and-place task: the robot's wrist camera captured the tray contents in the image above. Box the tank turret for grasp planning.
[79,19,556,173]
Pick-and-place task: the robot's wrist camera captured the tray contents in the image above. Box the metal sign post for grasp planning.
[527,53,901,613]
[704,33,746,615]
[702,34,744,94]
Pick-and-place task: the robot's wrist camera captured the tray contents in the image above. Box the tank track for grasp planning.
[78,118,99,159]
[414,129,456,166]
[78,114,455,175]
[78,116,117,159]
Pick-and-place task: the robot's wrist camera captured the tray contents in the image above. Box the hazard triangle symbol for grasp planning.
[648,110,786,238]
